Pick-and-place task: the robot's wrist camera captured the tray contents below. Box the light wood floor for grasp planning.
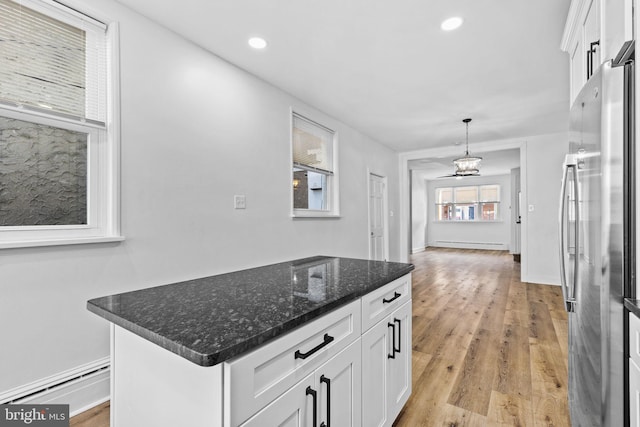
[393,248,570,426]
[70,248,570,427]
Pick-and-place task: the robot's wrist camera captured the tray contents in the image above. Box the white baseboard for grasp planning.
[411,247,425,254]
[0,357,110,417]
[430,240,508,251]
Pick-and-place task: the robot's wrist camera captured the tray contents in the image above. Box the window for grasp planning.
[435,185,500,221]
[291,112,339,217]
[0,0,121,248]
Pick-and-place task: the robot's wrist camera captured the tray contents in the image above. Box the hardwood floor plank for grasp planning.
[494,323,532,398]
[434,403,488,426]
[447,328,500,415]
[529,299,561,345]
[530,340,570,426]
[486,390,534,427]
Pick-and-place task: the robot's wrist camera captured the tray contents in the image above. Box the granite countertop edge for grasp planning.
[88,260,414,367]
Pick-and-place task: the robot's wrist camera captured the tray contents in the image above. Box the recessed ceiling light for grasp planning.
[441,17,463,31]
[248,37,267,49]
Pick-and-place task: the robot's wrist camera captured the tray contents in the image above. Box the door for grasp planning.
[361,319,390,427]
[240,374,315,427]
[316,339,362,427]
[369,173,387,261]
[387,301,412,420]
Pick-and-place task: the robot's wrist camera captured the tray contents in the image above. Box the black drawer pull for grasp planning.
[388,322,396,359]
[393,318,402,354]
[295,333,334,359]
[320,375,331,427]
[306,386,318,427]
[383,292,401,304]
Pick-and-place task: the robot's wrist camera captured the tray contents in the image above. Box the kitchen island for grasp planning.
[88,256,414,427]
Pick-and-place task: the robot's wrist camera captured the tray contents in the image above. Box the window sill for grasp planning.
[433,220,504,223]
[0,235,125,250]
[292,210,341,219]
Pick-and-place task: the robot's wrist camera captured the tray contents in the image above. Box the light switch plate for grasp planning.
[234,195,246,209]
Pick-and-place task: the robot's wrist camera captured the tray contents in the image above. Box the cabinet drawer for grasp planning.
[630,312,640,366]
[361,274,411,332]
[224,300,361,426]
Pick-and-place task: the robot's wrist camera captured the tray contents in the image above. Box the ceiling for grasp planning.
[115,0,571,153]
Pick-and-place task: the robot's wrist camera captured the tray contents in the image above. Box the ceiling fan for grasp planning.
[438,118,483,178]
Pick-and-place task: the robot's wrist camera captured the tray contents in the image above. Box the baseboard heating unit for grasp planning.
[0,357,110,416]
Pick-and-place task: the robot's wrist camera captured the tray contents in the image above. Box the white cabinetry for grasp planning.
[361,275,412,427]
[562,0,601,104]
[241,339,361,427]
[630,312,640,426]
[562,0,634,104]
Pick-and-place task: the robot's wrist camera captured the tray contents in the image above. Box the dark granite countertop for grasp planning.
[625,298,640,318]
[87,256,414,367]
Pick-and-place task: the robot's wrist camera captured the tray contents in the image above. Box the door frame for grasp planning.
[368,169,389,261]
[398,139,528,279]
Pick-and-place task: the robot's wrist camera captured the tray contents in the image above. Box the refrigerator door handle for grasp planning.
[570,165,579,310]
[558,163,576,312]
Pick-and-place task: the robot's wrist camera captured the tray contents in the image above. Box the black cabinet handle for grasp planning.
[393,318,402,354]
[306,386,318,427]
[587,40,600,79]
[295,333,334,360]
[320,375,331,427]
[387,322,396,359]
[383,292,401,304]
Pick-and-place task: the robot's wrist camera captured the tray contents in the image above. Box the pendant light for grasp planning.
[453,118,482,176]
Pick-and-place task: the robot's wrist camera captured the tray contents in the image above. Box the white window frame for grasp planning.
[0,0,122,249]
[434,184,501,222]
[290,109,340,218]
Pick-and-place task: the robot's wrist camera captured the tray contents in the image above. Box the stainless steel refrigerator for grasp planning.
[559,41,634,427]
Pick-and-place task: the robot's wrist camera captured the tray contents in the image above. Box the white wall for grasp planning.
[410,170,428,253]
[0,0,401,403]
[426,174,511,250]
[522,133,568,285]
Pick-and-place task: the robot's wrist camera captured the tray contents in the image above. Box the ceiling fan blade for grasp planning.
[436,173,482,179]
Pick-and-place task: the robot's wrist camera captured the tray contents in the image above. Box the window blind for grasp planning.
[454,186,477,203]
[436,188,452,203]
[292,113,334,174]
[0,0,107,123]
[480,185,500,202]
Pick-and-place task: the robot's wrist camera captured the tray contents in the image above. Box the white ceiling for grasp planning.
[115,0,571,153]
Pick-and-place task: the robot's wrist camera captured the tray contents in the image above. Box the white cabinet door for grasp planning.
[387,301,412,420]
[316,339,362,427]
[361,317,390,427]
[583,0,599,77]
[570,38,584,105]
[240,374,315,427]
[630,358,640,427]
[361,300,412,427]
